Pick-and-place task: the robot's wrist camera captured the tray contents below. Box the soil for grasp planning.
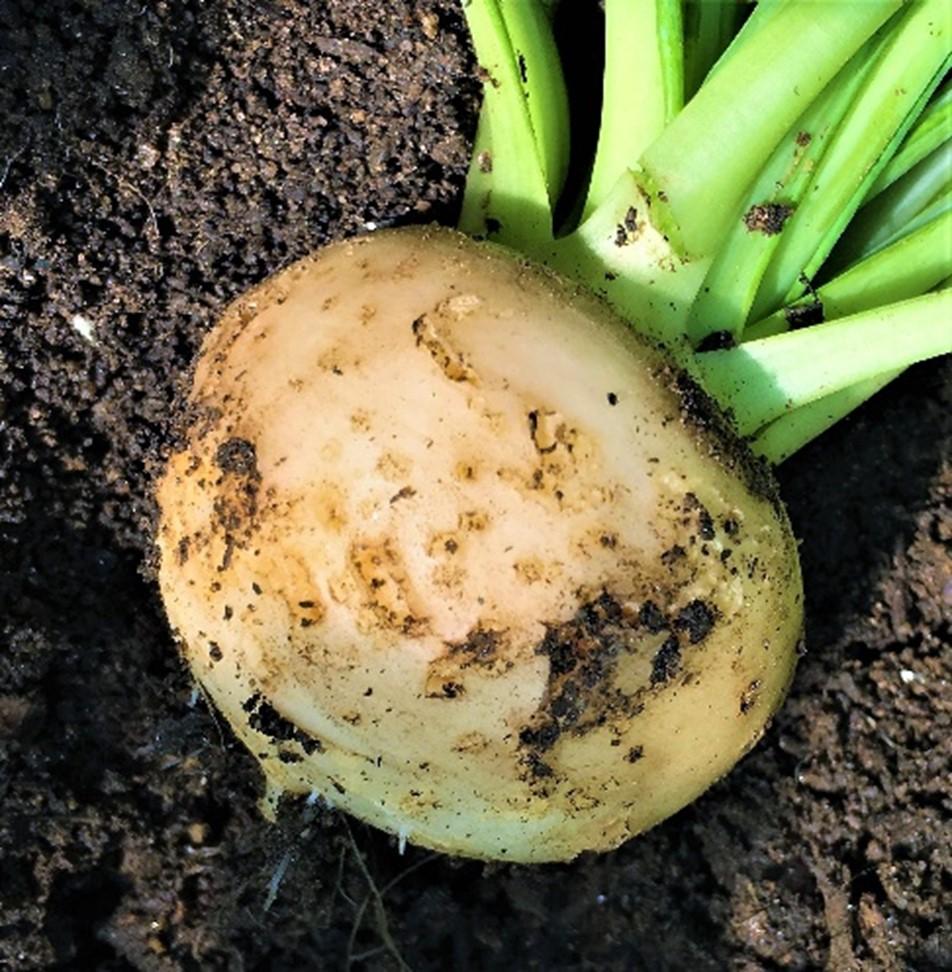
[1,2,949,970]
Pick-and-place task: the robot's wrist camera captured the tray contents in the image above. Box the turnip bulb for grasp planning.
[156,1,952,862]
[157,227,802,862]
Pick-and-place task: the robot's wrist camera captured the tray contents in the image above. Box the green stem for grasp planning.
[694,290,952,436]
[548,168,709,348]
[497,0,570,206]
[582,0,683,220]
[458,0,555,254]
[638,0,900,258]
[751,370,901,464]
[748,0,951,321]
[682,0,745,101]
[745,209,952,340]
[695,1,784,86]
[457,2,950,454]
[866,82,951,200]
[828,144,951,271]
[685,31,885,343]
[551,1,899,345]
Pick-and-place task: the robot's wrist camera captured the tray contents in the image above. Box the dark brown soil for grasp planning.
[1,2,949,970]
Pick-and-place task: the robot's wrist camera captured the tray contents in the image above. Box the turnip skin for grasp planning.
[157,226,802,863]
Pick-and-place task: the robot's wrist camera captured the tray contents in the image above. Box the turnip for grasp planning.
[156,1,951,862]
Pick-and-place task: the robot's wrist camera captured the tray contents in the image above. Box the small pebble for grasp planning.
[187,821,209,845]
[71,314,96,343]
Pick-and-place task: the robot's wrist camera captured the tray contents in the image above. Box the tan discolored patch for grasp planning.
[739,678,763,715]
[313,483,348,532]
[376,451,412,481]
[350,539,428,634]
[427,531,462,557]
[528,409,562,453]
[454,460,480,482]
[512,557,560,586]
[528,409,586,458]
[452,731,491,753]
[327,572,357,606]
[411,295,483,384]
[431,562,467,591]
[458,510,489,532]
[317,348,345,374]
[350,409,372,433]
[424,626,513,698]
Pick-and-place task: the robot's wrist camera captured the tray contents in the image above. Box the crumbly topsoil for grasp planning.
[1,2,949,969]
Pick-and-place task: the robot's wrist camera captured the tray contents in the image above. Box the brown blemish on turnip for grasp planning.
[513,557,546,584]
[528,409,561,453]
[518,593,646,778]
[739,679,763,714]
[243,693,325,756]
[424,626,509,697]
[350,539,428,633]
[454,460,479,481]
[314,483,348,532]
[427,530,462,557]
[377,451,412,480]
[458,510,488,532]
[650,635,681,684]
[453,731,490,753]
[411,295,483,384]
[209,437,261,571]
[349,409,372,432]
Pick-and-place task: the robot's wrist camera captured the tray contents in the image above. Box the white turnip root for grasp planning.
[157,227,802,862]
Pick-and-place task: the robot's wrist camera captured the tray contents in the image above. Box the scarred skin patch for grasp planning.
[411,295,483,383]
[350,539,429,635]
